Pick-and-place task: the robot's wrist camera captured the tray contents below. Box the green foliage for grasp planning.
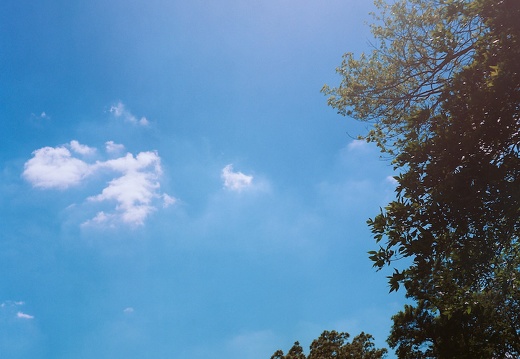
[325,0,520,357]
[323,0,483,155]
[271,330,387,359]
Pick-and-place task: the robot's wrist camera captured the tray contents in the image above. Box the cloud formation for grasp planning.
[23,145,92,189]
[1,301,34,319]
[347,139,369,151]
[23,141,175,227]
[87,152,163,226]
[70,140,96,156]
[1,300,25,308]
[17,312,34,319]
[162,193,176,208]
[105,141,125,154]
[221,164,253,192]
[110,102,149,126]
[31,111,50,120]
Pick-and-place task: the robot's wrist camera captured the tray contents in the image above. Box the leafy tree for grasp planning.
[271,330,387,359]
[323,0,485,154]
[324,0,520,357]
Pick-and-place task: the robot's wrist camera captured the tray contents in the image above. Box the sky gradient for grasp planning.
[1,1,405,358]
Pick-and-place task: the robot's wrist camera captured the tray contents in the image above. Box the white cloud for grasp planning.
[1,300,25,308]
[23,145,92,189]
[85,211,110,226]
[2,302,34,319]
[386,175,398,185]
[97,151,162,174]
[221,164,253,192]
[110,102,123,116]
[123,307,134,314]
[110,102,149,126]
[347,139,369,150]
[88,171,158,226]
[24,142,174,227]
[87,151,170,226]
[69,140,96,156]
[105,141,125,154]
[162,193,176,208]
[31,112,50,120]
[16,312,34,320]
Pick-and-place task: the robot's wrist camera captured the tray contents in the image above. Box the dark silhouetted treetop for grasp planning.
[271,330,387,359]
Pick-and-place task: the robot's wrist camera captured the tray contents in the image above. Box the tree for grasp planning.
[324,0,520,357]
[323,0,485,154]
[271,330,387,359]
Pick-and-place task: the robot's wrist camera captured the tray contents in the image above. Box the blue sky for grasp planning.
[1,1,406,358]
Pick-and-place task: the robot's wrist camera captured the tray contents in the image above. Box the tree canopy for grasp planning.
[324,0,520,357]
[271,330,387,359]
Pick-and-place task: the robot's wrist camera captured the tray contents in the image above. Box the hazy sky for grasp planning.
[1,1,405,358]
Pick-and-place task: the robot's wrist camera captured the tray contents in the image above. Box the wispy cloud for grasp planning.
[1,300,25,308]
[70,140,96,156]
[31,111,50,120]
[221,164,253,192]
[17,312,34,319]
[1,301,34,319]
[105,141,125,154]
[347,139,369,151]
[386,175,398,186]
[162,193,176,208]
[23,141,175,227]
[123,307,134,314]
[110,102,149,126]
